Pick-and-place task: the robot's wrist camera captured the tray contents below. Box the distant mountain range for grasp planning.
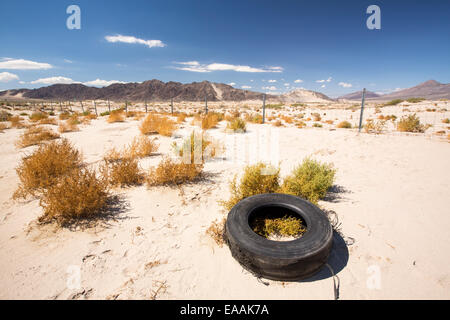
[1,79,449,103]
[338,80,450,101]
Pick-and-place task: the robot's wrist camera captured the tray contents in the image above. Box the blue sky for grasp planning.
[0,0,449,97]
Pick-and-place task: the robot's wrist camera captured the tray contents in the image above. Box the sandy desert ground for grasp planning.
[0,100,449,299]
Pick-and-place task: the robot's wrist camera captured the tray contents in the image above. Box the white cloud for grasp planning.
[268,79,277,83]
[0,72,19,82]
[241,85,251,89]
[316,77,332,83]
[294,79,303,83]
[105,34,166,48]
[173,61,283,73]
[19,81,26,84]
[0,58,52,70]
[31,76,76,85]
[262,86,277,91]
[338,82,353,88]
[228,82,236,86]
[284,83,290,86]
[64,59,73,63]
[83,79,127,87]
[321,84,326,88]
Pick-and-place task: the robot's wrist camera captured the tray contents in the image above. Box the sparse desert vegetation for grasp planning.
[397,113,425,133]
[140,113,177,136]
[147,157,203,186]
[16,126,60,148]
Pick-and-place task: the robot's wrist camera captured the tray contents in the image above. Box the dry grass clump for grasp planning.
[128,135,159,158]
[140,113,177,136]
[296,121,306,128]
[58,121,79,133]
[0,110,12,121]
[107,109,126,123]
[173,131,223,164]
[245,113,263,124]
[0,122,10,132]
[59,112,71,120]
[201,113,220,129]
[251,215,306,239]
[29,112,48,122]
[16,126,60,148]
[39,117,57,125]
[9,115,27,128]
[221,163,280,211]
[206,218,226,247]
[281,115,293,124]
[312,113,321,121]
[13,139,83,199]
[281,158,335,204]
[397,113,425,133]
[147,158,203,186]
[226,117,247,132]
[337,121,352,129]
[39,167,109,225]
[364,119,386,134]
[442,118,450,124]
[176,113,188,123]
[312,123,322,128]
[100,157,144,187]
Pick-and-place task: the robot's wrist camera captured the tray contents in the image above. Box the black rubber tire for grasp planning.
[225,193,333,281]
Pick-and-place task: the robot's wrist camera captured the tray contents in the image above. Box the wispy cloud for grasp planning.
[173,61,283,73]
[262,86,277,91]
[31,76,76,85]
[316,77,332,83]
[0,72,19,82]
[294,79,303,83]
[227,82,236,86]
[268,79,277,83]
[241,85,251,89]
[338,82,353,88]
[105,34,166,48]
[83,79,128,87]
[0,58,52,70]
[64,59,73,64]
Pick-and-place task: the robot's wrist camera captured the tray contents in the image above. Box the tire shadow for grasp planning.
[299,230,349,282]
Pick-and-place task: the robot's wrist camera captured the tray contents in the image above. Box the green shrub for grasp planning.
[281,158,335,204]
[251,215,306,238]
[383,99,404,106]
[221,163,280,210]
[406,98,425,103]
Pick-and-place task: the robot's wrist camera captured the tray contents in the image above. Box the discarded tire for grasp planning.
[225,193,333,281]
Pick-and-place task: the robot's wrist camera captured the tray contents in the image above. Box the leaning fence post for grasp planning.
[145,100,148,113]
[262,93,266,124]
[358,88,366,133]
[125,101,128,115]
[171,97,174,115]
[205,94,208,114]
[94,100,98,116]
[107,99,111,113]
[80,100,84,113]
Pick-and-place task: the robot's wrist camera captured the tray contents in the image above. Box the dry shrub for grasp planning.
[100,157,144,187]
[313,123,322,128]
[226,118,247,132]
[251,215,306,238]
[221,163,280,211]
[296,121,306,128]
[312,113,321,121]
[16,126,60,148]
[39,167,109,225]
[58,121,79,133]
[59,112,71,120]
[245,113,263,124]
[281,115,293,124]
[173,131,221,164]
[337,121,352,129]
[84,113,97,120]
[281,158,335,204]
[0,123,10,132]
[364,119,386,134]
[147,157,203,186]
[201,113,219,129]
[0,110,12,121]
[128,135,159,158]
[140,113,177,136]
[397,113,425,133]
[176,113,187,123]
[206,218,226,247]
[324,120,334,125]
[273,120,283,127]
[442,118,450,124]
[13,139,82,199]
[305,117,312,121]
[29,112,48,122]
[107,109,126,123]
[10,115,26,128]
[225,110,240,122]
[39,117,57,125]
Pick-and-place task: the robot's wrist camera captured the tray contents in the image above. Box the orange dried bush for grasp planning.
[100,157,144,187]
[39,167,109,225]
[9,115,26,128]
[337,121,352,129]
[13,138,82,199]
[29,112,48,122]
[206,218,226,247]
[58,121,79,133]
[201,113,220,129]
[140,113,177,136]
[107,109,126,123]
[146,157,203,186]
[16,126,60,148]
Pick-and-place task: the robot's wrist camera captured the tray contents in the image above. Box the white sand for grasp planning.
[0,101,449,299]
